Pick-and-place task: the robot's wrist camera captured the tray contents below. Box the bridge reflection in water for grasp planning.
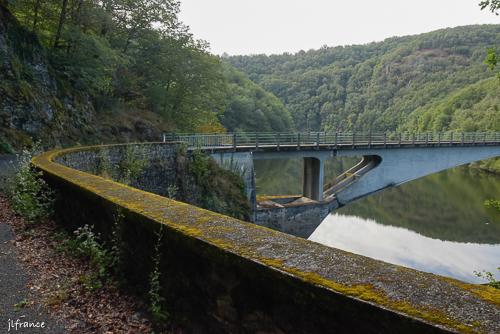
[253,159,500,282]
[165,132,500,238]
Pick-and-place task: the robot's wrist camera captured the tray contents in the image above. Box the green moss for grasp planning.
[256,261,482,334]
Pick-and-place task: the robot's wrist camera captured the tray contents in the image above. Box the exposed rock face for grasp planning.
[0,4,167,151]
[0,3,96,149]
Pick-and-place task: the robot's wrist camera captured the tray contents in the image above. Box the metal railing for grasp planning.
[162,132,500,150]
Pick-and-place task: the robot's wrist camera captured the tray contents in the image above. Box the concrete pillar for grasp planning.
[303,157,324,201]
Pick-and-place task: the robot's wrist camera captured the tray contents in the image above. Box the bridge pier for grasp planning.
[303,157,324,201]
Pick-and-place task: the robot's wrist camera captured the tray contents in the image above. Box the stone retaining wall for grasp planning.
[32,144,500,334]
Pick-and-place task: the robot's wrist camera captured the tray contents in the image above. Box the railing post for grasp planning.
[256,133,259,149]
[461,132,464,145]
[450,132,454,146]
[425,133,429,146]
[297,133,301,150]
[335,132,338,148]
[316,132,320,149]
[483,133,487,145]
[398,133,402,147]
[438,132,441,146]
[472,133,476,145]
[277,133,280,151]
[368,131,372,148]
[352,132,355,148]
[233,133,237,151]
[412,133,416,146]
[383,132,387,148]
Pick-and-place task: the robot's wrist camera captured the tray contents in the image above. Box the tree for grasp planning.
[480,1,500,80]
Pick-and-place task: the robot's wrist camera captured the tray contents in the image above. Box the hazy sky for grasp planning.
[178,0,499,55]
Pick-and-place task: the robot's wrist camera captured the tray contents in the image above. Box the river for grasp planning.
[254,158,500,284]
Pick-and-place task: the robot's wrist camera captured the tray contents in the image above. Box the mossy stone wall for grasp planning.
[32,144,500,334]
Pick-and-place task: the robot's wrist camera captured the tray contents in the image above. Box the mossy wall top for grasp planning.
[33,144,500,333]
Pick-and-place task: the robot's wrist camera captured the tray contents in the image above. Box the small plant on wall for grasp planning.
[149,226,169,322]
[118,145,150,185]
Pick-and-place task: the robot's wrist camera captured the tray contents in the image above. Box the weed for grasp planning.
[14,299,29,310]
[166,185,178,200]
[149,226,169,322]
[9,143,54,223]
[474,268,500,289]
[109,208,125,275]
[118,145,149,185]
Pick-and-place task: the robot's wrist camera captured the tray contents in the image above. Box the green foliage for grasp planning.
[109,208,125,274]
[187,150,251,220]
[220,63,295,132]
[55,224,114,290]
[0,140,14,154]
[173,148,251,220]
[149,226,169,322]
[118,145,149,185]
[229,25,500,133]
[96,148,112,178]
[474,268,500,289]
[3,0,295,142]
[480,1,500,80]
[9,144,53,223]
[480,0,500,14]
[485,199,500,211]
[485,48,498,71]
[14,299,29,310]
[166,184,178,199]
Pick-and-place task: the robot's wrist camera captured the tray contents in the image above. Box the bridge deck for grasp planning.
[163,132,500,152]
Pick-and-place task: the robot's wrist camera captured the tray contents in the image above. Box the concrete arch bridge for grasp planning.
[165,132,500,238]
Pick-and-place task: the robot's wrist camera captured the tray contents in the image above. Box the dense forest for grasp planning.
[228,25,500,134]
[0,0,294,152]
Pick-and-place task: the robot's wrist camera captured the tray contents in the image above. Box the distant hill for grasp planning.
[228,25,500,134]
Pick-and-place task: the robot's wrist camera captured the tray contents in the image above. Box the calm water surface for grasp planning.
[254,159,500,283]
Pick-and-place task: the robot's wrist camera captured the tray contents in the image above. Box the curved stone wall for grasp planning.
[32,144,500,333]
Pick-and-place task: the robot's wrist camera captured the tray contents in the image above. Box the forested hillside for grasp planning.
[0,0,294,152]
[228,25,500,134]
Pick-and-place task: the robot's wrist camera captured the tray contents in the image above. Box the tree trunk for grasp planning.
[32,0,42,32]
[53,0,69,48]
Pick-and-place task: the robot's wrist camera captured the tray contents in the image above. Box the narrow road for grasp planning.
[0,157,66,333]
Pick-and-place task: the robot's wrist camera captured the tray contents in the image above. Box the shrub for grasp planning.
[118,145,149,185]
[9,145,53,223]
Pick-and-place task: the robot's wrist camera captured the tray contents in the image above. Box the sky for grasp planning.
[178,0,499,56]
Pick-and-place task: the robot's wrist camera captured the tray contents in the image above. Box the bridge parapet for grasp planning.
[163,132,500,151]
[32,144,500,333]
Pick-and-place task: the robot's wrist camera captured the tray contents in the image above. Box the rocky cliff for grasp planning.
[0,3,169,152]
